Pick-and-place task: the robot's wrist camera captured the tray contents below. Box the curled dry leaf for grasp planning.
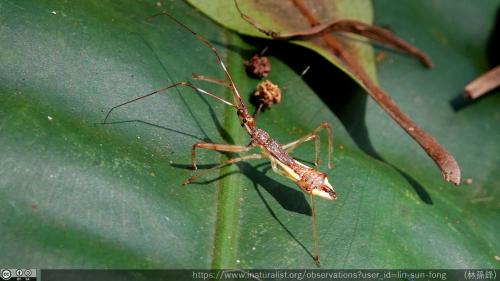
[232,0,460,185]
[235,1,433,68]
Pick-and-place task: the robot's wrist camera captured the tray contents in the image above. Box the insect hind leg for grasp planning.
[282,122,334,168]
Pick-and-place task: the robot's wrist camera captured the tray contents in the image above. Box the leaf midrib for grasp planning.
[210,30,248,269]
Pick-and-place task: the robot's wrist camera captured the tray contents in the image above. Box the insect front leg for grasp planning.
[282,122,334,168]
[102,81,236,124]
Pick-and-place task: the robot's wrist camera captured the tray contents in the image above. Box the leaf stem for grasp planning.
[210,32,245,268]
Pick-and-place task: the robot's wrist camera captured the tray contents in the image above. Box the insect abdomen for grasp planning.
[252,128,294,165]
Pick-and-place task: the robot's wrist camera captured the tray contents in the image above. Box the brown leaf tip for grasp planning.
[251,80,281,109]
[244,54,271,78]
[440,157,461,186]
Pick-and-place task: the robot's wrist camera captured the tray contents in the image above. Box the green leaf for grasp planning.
[0,0,498,270]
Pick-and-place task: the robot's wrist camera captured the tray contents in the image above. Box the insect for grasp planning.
[103,12,336,267]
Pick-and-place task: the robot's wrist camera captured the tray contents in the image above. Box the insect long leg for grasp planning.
[146,12,246,109]
[282,122,334,168]
[183,153,262,185]
[270,157,323,267]
[191,143,251,170]
[102,81,236,123]
[309,193,320,267]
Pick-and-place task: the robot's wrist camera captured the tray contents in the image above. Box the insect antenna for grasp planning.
[146,12,247,110]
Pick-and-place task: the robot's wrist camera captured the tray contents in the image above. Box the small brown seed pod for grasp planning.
[244,54,271,78]
[251,80,281,109]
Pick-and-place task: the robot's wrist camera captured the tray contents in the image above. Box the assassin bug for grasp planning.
[103,11,335,266]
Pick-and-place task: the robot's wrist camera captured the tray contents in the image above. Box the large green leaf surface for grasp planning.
[0,0,499,269]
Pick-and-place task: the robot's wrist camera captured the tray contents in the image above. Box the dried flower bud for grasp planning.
[251,80,281,109]
[244,54,271,78]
